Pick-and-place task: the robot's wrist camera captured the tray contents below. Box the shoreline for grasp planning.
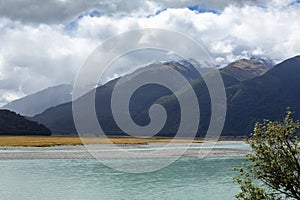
[0,136,204,147]
[0,136,246,147]
[0,141,250,160]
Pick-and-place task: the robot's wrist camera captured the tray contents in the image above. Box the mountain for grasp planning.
[31,56,282,137]
[31,60,206,135]
[221,58,273,81]
[0,109,51,136]
[155,56,300,137]
[223,55,300,136]
[122,58,273,137]
[2,84,72,117]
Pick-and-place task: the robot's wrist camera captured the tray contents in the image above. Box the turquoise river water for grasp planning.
[0,157,244,200]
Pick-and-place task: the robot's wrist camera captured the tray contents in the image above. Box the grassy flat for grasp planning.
[0,136,203,147]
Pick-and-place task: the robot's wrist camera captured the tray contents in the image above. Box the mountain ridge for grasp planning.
[30,57,275,136]
[223,55,300,135]
[220,58,273,81]
[2,84,73,117]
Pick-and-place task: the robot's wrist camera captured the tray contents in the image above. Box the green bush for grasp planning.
[234,109,300,200]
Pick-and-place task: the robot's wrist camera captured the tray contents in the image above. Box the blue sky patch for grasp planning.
[64,10,101,34]
[288,0,300,6]
[146,8,167,18]
[89,10,101,17]
[187,5,220,14]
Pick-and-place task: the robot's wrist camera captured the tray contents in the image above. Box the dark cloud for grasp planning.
[0,0,265,24]
[0,0,159,24]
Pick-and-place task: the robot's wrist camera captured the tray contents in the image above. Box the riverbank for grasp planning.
[0,136,204,147]
[0,141,250,159]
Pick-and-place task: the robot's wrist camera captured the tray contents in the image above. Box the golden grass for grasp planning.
[0,136,203,147]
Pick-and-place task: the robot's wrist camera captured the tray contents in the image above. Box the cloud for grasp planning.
[71,3,300,62]
[0,0,264,24]
[0,19,96,105]
[0,1,300,106]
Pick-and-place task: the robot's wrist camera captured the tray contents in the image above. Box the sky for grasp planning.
[0,0,300,106]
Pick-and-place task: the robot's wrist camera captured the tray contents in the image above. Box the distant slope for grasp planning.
[221,58,273,81]
[0,109,51,136]
[2,84,72,117]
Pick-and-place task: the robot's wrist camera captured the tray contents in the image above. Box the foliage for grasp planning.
[0,109,51,136]
[234,110,300,200]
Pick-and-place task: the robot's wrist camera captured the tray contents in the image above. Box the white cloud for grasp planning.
[72,3,300,62]
[0,1,300,106]
[0,19,96,105]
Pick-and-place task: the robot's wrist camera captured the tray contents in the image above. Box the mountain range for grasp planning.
[31,60,205,134]
[2,55,297,137]
[28,57,282,137]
